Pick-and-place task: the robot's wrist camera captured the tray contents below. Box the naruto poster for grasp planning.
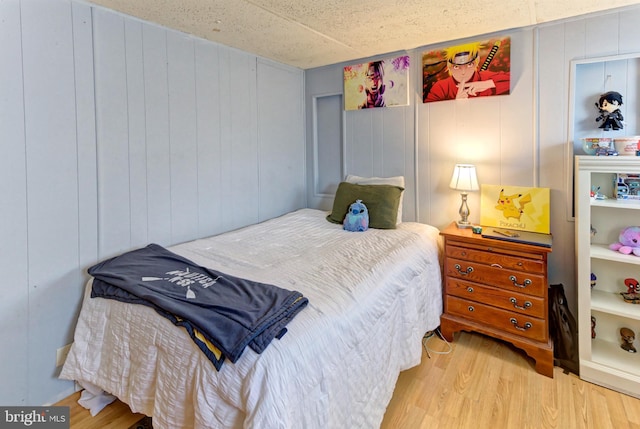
[422,37,511,103]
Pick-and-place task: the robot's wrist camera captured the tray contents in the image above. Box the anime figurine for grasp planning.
[591,316,596,339]
[625,278,640,295]
[590,272,597,288]
[620,327,636,353]
[590,187,606,200]
[595,91,624,131]
[621,278,640,304]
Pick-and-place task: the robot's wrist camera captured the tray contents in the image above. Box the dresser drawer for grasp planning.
[446,278,545,318]
[446,244,545,274]
[446,295,548,342]
[445,258,546,297]
[440,222,553,377]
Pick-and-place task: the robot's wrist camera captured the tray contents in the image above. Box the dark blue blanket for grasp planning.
[89,243,308,370]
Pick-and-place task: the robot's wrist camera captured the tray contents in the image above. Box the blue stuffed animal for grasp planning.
[343,199,369,232]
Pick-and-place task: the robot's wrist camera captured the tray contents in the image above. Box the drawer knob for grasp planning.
[454,264,474,276]
[467,306,475,312]
[509,275,532,288]
[467,287,474,293]
[509,317,532,331]
[509,297,532,310]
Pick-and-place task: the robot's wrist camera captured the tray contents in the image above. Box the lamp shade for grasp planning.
[449,164,479,191]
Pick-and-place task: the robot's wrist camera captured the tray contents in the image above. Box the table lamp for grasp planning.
[449,164,479,228]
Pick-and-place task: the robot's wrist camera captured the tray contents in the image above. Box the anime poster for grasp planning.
[422,37,511,103]
[343,55,410,111]
[480,184,550,234]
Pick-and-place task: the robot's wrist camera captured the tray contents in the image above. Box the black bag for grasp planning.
[548,283,579,375]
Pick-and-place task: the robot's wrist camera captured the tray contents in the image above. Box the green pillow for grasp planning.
[327,182,404,229]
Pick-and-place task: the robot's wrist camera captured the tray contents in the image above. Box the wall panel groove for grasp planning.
[0,0,305,405]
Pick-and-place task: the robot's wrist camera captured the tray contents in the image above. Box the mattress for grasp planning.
[60,208,443,429]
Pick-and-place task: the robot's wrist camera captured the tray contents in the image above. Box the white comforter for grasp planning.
[61,209,443,429]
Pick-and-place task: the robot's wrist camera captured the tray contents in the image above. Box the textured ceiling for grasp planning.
[85,0,640,69]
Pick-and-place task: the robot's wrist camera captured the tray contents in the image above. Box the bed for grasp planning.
[60,207,443,429]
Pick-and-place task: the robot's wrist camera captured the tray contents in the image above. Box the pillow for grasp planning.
[327,182,404,229]
[345,175,405,224]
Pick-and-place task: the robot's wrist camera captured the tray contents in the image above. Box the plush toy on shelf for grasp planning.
[343,199,369,232]
[610,226,640,256]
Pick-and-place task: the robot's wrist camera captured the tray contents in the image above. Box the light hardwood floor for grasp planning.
[55,391,145,429]
[57,331,640,429]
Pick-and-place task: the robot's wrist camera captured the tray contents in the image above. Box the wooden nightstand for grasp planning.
[440,222,554,377]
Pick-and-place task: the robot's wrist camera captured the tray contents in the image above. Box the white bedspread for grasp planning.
[60,209,443,429]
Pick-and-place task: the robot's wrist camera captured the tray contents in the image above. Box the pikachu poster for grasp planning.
[480,185,550,234]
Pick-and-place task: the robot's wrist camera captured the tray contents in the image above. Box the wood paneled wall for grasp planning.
[305,30,535,225]
[305,6,640,323]
[3,0,640,408]
[0,0,304,405]
[537,7,640,304]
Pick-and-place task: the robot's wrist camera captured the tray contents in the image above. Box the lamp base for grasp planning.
[456,221,473,229]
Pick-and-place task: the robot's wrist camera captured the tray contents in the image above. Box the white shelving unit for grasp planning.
[575,156,640,398]
[565,52,640,220]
